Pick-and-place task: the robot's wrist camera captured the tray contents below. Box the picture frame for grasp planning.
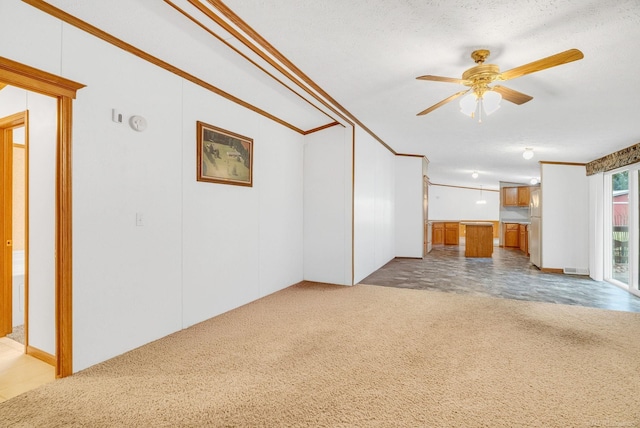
[196,121,253,187]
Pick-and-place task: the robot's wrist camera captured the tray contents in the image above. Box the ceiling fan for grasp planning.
[416,48,584,120]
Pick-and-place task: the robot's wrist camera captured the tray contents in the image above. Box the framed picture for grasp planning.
[196,121,253,187]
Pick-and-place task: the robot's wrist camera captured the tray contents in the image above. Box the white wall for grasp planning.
[65,25,184,370]
[395,156,424,258]
[1,2,306,372]
[0,86,57,356]
[588,172,604,280]
[303,125,352,285]
[181,81,304,328]
[353,127,395,284]
[429,185,500,221]
[541,163,589,271]
[1,0,408,372]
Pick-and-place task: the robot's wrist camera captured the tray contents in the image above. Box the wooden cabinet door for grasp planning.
[518,186,530,206]
[432,223,444,245]
[503,187,518,206]
[519,225,526,252]
[444,222,459,245]
[504,223,519,247]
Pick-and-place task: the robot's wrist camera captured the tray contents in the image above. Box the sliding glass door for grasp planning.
[611,171,628,284]
[605,168,640,296]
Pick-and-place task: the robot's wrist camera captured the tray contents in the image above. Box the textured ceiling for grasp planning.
[219,0,640,189]
[41,0,640,189]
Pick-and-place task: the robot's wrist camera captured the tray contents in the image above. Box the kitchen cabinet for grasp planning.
[432,222,444,245]
[502,186,531,207]
[445,222,459,245]
[462,222,493,257]
[502,187,518,206]
[517,187,530,207]
[519,224,528,254]
[504,223,519,248]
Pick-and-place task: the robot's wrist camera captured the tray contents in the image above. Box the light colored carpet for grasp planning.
[1,282,640,427]
[6,324,25,345]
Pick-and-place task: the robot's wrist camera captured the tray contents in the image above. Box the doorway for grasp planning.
[0,111,27,344]
[0,56,84,378]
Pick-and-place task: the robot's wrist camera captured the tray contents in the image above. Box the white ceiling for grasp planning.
[219,0,640,189]
[43,0,640,190]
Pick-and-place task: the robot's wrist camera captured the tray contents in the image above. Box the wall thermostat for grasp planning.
[129,115,147,132]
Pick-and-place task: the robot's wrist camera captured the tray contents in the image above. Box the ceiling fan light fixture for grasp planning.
[459,90,502,121]
[523,148,534,159]
[459,92,478,117]
[482,90,502,115]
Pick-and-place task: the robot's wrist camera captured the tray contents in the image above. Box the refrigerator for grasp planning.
[529,187,541,267]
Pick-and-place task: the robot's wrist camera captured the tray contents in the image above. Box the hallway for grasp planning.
[360,245,640,313]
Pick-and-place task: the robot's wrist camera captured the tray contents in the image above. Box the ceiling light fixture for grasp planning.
[471,171,479,179]
[523,148,534,160]
[476,185,487,204]
[460,90,502,123]
[530,178,539,185]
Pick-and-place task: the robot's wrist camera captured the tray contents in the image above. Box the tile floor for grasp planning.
[0,337,55,403]
[360,244,640,313]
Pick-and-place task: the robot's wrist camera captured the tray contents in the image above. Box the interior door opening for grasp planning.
[0,56,84,379]
[8,123,27,346]
[1,111,28,345]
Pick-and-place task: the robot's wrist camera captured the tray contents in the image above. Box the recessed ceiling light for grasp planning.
[530,178,539,185]
[471,171,479,179]
[523,148,534,160]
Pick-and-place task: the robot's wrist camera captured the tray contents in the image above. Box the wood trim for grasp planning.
[351,125,355,285]
[56,97,73,378]
[539,161,586,166]
[198,0,397,154]
[0,111,27,128]
[24,111,30,350]
[396,153,426,158]
[164,0,337,125]
[26,345,56,366]
[303,121,341,135]
[21,0,304,135]
[429,182,500,192]
[0,56,84,99]
[193,1,351,124]
[0,122,13,336]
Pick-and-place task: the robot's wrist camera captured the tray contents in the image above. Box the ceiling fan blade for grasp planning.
[416,75,469,85]
[499,48,584,81]
[417,90,470,116]
[492,85,533,105]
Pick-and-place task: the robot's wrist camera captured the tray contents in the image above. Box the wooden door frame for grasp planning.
[0,56,84,378]
[0,111,27,338]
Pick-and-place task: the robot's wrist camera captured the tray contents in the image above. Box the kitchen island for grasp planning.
[461,222,494,257]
